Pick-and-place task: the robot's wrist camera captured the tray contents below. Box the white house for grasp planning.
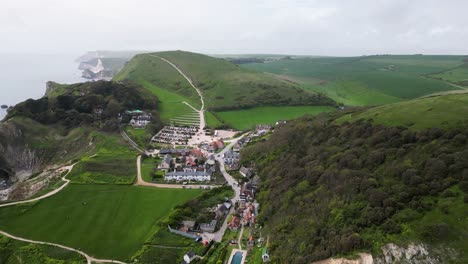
[164,171,211,182]
[183,251,196,263]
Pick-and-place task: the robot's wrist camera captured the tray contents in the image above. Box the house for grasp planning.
[215,140,224,149]
[228,216,241,231]
[240,183,255,201]
[191,149,204,158]
[159,154,172,170]
[256,124,272,131]
[164,171,211,182]
[130,113,151,129]
[224,150,240,165]
[183,251,196,263]
[209,142,218,153]
[251,175,260,187]
[233,143,241,152]
[180,220,196,232]
[275,120,287,126]
[215,202,231,220]
[200,220,217,233]
[239,166,253,178]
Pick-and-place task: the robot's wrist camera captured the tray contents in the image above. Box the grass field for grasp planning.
[216,106,335,130]
[67,132,138,184]
[430,64,468,84]
[0,184,202,261]
[337,93,468,130]
[243,55,466,106]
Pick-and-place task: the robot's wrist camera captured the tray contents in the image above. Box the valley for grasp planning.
[0,50,467,264]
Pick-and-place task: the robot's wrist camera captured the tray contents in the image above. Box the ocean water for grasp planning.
[0,53,86,120]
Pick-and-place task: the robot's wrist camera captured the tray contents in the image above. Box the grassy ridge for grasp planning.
[115,51,334,112]
[0,185,201,261]
[337,94,468,130]
[216,106,335,130]
[243,55,465,106]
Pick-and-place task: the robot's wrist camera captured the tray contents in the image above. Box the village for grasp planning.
[122,109,277,264]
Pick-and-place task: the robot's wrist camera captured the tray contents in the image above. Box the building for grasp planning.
[239,166,253,178]
[228,216,241,231]
[164,171,211,182]
[159,154,172,170]
[200,220,217,233]
[224,149,240,165]
[183,251,196,263]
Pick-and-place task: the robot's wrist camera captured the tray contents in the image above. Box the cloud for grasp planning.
[0,0,467,55]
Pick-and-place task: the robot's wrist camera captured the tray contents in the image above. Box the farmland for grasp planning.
[0,184,202,261]
[337,93,468,130]
[216,106,335,130]
[243,55,466,106]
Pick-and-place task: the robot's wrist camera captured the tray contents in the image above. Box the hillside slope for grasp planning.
[337,93,468,130]
[114,51,335,112]
[241,104,468,263]
[0,81,161,199]
[243,55,466,106]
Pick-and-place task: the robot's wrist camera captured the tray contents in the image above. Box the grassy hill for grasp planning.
[241,110,468,263]
[243,55,467,106]
[337,93,468,130]
[114,51,336,129]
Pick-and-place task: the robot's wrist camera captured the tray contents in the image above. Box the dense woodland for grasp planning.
[241,113,468,263]
[7,80,162,132]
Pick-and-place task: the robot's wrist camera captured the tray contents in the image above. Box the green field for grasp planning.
[216,106,335,130]
[243,55,465,106]
[337,93,468,130]
[67,132,138,184]
[430,64,468,84]
[0,185,202,261]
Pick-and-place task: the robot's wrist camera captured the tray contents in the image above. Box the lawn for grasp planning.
[215,106,335,130]
[0,184,202,261]
[430,64,468,84]
[337,93,468,130]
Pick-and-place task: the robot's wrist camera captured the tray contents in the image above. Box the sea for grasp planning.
[0,53,86,189]
[0,53,86,121]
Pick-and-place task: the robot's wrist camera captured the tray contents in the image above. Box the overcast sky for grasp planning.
[1,0,467,56]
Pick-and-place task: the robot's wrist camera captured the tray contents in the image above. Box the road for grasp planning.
[201,133,249,242]
[149,54,206,131]
[120,127,144,153]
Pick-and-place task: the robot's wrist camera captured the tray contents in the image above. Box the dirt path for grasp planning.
[0,164,76,208]
[149,54,206,131]
[238,224,244,250]
[0,164,127,264]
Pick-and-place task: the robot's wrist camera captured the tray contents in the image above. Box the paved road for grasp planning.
[201,133,249,242]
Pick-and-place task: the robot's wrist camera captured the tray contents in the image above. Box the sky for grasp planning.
[1,0,468,56]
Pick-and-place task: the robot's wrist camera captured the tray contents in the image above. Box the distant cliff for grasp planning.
[76,51,145,81]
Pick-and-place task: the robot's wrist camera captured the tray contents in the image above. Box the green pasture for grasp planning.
[337,93,468,130]
[243,55,466,105]
[216,106,335,130]
[0,185,202,261]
